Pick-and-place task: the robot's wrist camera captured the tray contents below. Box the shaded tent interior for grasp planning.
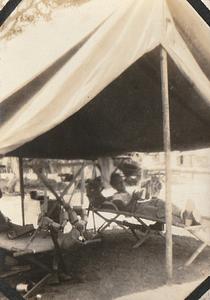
[8,47,210,159]
[1,1,210,284]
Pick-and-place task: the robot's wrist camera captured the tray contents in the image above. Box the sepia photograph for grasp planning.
[0,0,210,299]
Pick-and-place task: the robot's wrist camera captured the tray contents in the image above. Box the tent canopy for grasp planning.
[0,0,210,159]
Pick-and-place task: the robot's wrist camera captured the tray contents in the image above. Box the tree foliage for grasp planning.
[0,0,90,40]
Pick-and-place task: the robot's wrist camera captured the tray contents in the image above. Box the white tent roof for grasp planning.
[0,0,210,158]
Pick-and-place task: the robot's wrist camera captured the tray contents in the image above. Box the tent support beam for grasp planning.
[18,157,25,226]
[60,163,85,198]
[160,47,173,282]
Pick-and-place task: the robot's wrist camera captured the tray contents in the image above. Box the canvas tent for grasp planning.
[0,0,210,282]
[0,0,210,159]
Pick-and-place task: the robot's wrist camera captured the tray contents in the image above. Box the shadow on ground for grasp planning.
[31,230,210,300]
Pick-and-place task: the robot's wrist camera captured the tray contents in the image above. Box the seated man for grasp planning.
[86,177,107,209]
[37,196,68,231]
[37,197,87,249]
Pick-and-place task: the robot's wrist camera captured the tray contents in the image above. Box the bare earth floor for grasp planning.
[0,230,208,300]
[0,192,209,299]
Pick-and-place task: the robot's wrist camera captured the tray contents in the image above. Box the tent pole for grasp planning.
[160,47,173,282]
[81,164,85,206]
[18,157,25,226]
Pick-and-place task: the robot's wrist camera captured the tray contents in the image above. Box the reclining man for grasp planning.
[110,173,200,226]
[86,174,200,227]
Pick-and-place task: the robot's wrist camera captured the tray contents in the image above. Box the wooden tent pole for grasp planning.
[81,166,85,206]
[160,47,173,282]
[18,157,25,226]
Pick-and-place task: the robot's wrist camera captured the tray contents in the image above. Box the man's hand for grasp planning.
[40,216,61,231]
[132,190,143,201]
[75,220,87,233]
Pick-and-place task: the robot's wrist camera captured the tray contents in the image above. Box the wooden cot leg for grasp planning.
[185,243,207,266]
[135,217,148,228]
[133,229,151,249]
[97,221,106,233]
[98,220,113,233]
[24,273,52,299]
[157,231,165,239]
[96,214,120,233]
[92,211,97,234]
[130,228,140,241]
[115,223,127,231]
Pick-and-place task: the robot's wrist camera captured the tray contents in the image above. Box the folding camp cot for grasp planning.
[0,228,68,299]
[88,206,210,266]
[0,221,101,298]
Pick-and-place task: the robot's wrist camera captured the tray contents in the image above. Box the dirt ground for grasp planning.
[1,229,208,300]
[0,184,209,300]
